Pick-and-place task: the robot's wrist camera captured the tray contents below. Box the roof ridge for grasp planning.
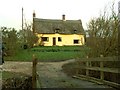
[34,18,80,22]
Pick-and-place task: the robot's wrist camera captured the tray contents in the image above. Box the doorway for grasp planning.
[53,37,56,46]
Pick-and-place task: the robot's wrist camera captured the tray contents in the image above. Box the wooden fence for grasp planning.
[32,54,41,89]
[73,56,120,89]
[32,55,119,88]
[32,54,37,89]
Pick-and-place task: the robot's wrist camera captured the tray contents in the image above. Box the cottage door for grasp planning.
[53,37,56,46]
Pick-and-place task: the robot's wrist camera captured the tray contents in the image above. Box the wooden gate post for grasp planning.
[100,55,104,80]
[32,54,37,89]
[86,61,89,76]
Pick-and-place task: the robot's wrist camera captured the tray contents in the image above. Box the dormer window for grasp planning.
[74,29,77,33]
[55,28,60,33]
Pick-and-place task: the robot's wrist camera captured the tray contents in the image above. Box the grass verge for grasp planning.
[2,71,27,79]
[5,46,89,62]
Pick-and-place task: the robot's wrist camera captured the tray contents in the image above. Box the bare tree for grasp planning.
[86,3,118,57]
[18,23,38,49]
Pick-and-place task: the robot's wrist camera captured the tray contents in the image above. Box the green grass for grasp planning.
[31,46,86,51]
[2,71,27,79]
[5,46,89,62]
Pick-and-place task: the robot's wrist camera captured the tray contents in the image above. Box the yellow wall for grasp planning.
[35,33,85,46]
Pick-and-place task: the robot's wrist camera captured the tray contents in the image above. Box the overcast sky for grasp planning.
[0,0,119,30]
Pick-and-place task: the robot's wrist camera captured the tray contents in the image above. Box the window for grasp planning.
[58,37,62,42]
[74,40,79,44]
[74,30,77,33]
[41,37,49,41]
[55,28,60,33]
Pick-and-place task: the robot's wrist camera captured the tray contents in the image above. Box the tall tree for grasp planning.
[1,27,19,56]
[18,23,38,49]
[86,3,118,57]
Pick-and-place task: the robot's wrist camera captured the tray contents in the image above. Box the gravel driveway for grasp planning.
[2,61,32,75]
[36,59,113,88]
[2,60,114,88]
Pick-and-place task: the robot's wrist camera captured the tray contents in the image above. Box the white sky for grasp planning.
[0,0,119,30]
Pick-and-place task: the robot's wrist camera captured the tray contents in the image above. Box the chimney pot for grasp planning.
[62,14,66,21]
[33,11,36,18]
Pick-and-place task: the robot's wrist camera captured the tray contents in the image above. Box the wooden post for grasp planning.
[32,54,37,89]
[86,61,89,76]
[100,55,104,80]
[86,56,91,67]
[100,61,104,80]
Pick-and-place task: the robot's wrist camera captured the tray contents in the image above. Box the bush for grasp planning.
[2,76,32,90]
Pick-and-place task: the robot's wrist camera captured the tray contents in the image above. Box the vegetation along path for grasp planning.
[37,59,113,88]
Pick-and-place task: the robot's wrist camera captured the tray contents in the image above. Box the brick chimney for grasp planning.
[62,14,66,21]
[33,11,36,18]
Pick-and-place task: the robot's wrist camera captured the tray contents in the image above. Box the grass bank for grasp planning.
[4,46,89,62]
[2,71,27,79]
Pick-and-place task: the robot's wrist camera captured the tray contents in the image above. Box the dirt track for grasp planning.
[2,60,114,88]
[36,60,113,88]
[2,61,32,75]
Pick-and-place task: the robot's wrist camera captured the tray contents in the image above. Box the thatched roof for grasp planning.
[33,18,84,34]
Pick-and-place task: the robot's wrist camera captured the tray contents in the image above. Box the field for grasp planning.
[5,46,89,62]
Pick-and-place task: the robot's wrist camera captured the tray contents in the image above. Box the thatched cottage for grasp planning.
[33,12,85,46]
